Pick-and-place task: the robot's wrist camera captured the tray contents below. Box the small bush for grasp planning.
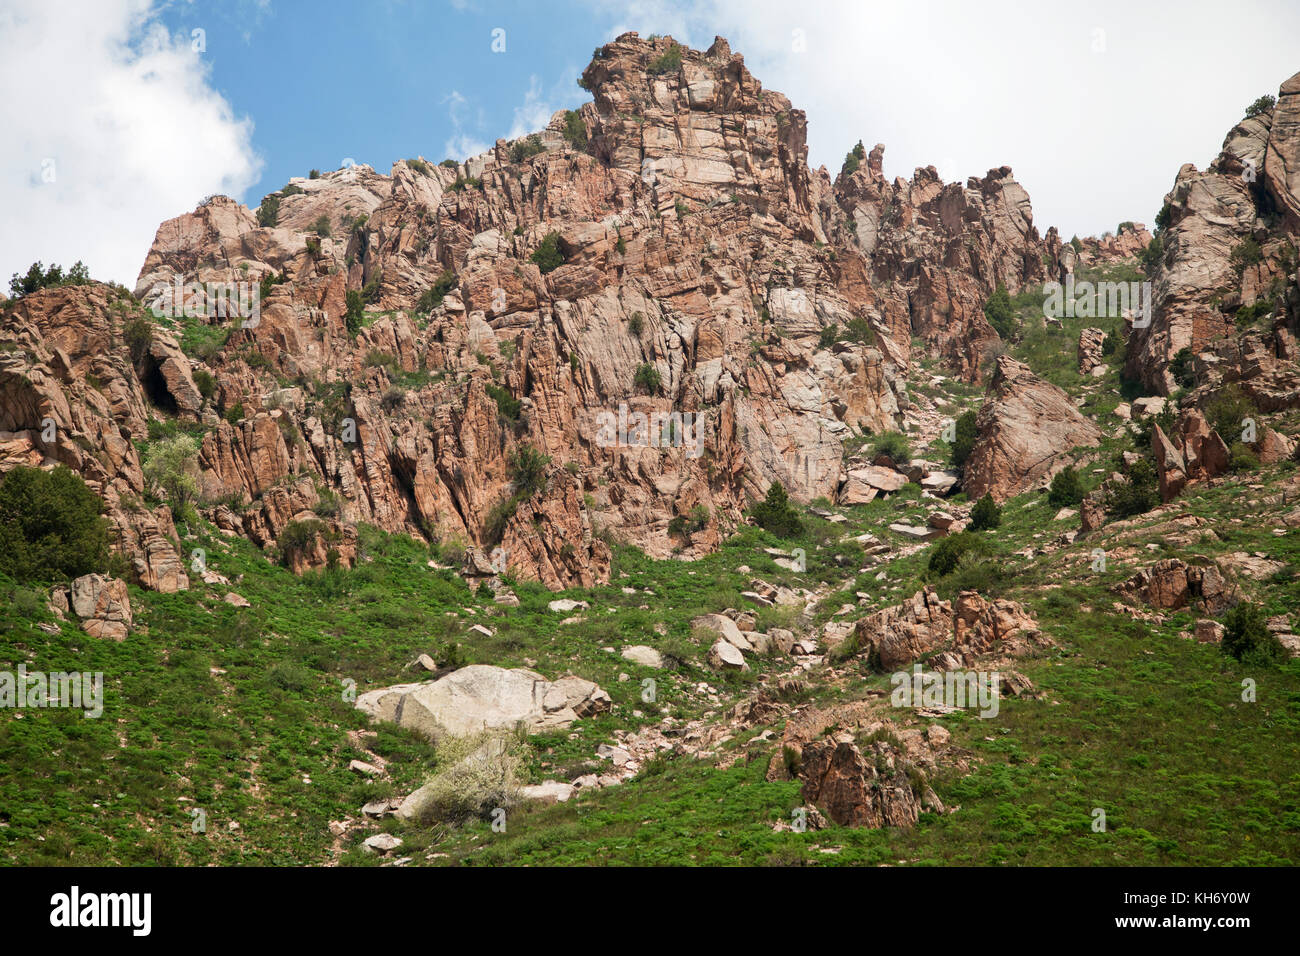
[530,231,565,274]
[561,110,587,150]
[256,194,280,227]
[398,732,525,824]
[648,42,683,75]
[1206,383,1257,441]
[950,410,978,470]
[969,493,1001,531]
[1221,601,1286,665]
[123,316,154,367]
[749,482,803,538]
[842,141,866,177]
[508,445,550,497]
[406,158,432,175]
[1229,238,1263,274]
[870,431,910,464]
[1227,441,1259,473]
[193,369,216,401]
[486,383,521,422]
[983,284,1016,340]
[142,434,200,513]
[627,312,644,337]
[1108,458,1159,518]
[415,269,457,313]
[1244,94,1276,119]
[509,134,545,163]
[344,289,366,336]
[1047,468,1083,507]
[633,363,662,395]
[1170,346,1195,388]
[311,214,332,237]
[927,531,984,577]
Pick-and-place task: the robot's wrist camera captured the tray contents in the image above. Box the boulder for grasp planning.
[355,665,611,740]
[963,356,1101,502]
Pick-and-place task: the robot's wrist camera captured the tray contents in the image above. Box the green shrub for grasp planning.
[1170,346,1195,388]
[398,732,525,823]
[256,194,280,227]
[927,531,984,577]
[344,289,365,336]
[818,325,839,349]
[561,110,587,150]
[869,431,910,463]
[193,369,216,400]
[842,141,866,176]
[530,231,565,274]
[509,134,545,163]
[406,158,432,175]
[1229,237,1262,274]
[627,312,644,337]
[509,445,550,497]
[0,466,112,583]
[648,42,683,75]
[1221,601,1285,665]
[123,316,154,367]
[1047,468,1084,507]
[311,214,332,237]
[1227,441,1259,473]
[749,482,803,538]
[224,402,244,424]
[486,383,521,422]
[983,283,1016,340]
[1141,235,1163,275]
[1244,94,1276,119]
[1206,383,1257,441]
[633,363,662,395]
[309,169,321,179]
[142,434,200,513]
[1108,458,1159,518]
[278,518,329,567]
[669,505,709,536]
[448,175,482,192]
[415,269,457,313]
[950,410,978,470]
[970,493,1001,531]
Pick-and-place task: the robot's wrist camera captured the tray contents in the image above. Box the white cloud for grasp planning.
[442,89,490,160]
[580,0,1300,239]
[0,0,262,288]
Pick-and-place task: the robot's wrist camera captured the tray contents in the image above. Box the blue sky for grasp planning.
[148,0,602,204]
[4,0,1300,286]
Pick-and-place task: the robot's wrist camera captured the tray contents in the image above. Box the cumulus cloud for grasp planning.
[442,90,490,161]
[0,0,262,287]
[580,0,1300,239]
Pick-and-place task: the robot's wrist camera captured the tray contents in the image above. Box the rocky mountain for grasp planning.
[1,33,1081,592]
[4,31,1300,870]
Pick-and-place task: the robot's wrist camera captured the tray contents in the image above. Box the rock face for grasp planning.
[799,736,919,829]
[0,33,1095,591]
[962,355,1102,502]
[1127,69,1300,403]
[1152,407,1230,502]
[1077,327,1107,374]
[1114,558,1231,615]
[834,143,1056,382]
[355,665,611,740]
[63,573,133,641]
[851,586,1046,671]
